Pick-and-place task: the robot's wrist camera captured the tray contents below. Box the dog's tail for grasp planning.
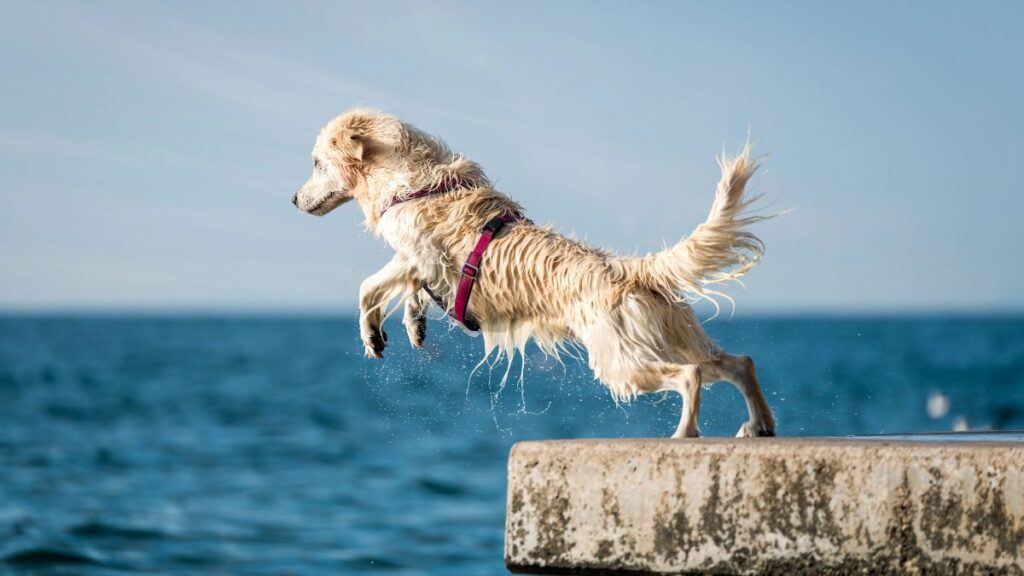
[622,143,768,307]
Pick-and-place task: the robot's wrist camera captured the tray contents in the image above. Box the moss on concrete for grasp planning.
[505,437,1024,575]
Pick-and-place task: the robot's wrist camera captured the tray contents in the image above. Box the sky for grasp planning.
[1,0,1022,313]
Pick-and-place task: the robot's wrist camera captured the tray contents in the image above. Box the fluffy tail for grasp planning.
[625,143,768,307]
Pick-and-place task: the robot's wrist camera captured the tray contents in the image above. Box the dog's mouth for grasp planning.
[307,190,349,216]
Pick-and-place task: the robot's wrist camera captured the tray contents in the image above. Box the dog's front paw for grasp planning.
[362,327,387,359]
[405,315,426,348]
[736,421,775,438]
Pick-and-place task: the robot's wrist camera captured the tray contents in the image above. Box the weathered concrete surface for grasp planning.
[505,437,1024,575]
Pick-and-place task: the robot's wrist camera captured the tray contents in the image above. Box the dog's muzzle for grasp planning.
[293,171,351,216]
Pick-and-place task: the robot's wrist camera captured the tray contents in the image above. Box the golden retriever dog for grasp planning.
[292,108,775,438]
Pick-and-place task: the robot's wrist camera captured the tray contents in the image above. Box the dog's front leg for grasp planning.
[358,255,414,359]
[403,290,428,348]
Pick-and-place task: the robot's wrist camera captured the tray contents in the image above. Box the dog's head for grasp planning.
[292,108,405,217]
[293,109,487,224]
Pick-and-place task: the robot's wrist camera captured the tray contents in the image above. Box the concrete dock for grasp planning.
[505,434,1024,575]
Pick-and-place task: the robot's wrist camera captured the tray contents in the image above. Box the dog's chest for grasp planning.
[378,209,451,282]
[379,209,426,250]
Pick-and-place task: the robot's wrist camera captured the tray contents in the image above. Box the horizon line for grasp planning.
[0,306,1022,319]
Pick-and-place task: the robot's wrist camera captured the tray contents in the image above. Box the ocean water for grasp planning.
[1,314,1022,575]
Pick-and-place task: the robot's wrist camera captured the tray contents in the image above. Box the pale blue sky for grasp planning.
[1,1,1022,312]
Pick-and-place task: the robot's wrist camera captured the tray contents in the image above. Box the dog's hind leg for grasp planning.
[670,364,703,439]
[625,363,703,438]
[702,354,775,437]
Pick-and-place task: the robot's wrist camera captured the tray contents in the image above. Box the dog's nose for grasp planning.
[291,193,299,207]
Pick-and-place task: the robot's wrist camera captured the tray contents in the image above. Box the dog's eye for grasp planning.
[313,159,321,170]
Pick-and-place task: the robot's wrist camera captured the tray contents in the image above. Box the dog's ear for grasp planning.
[330,120,377,191]
[335,133,368,162]
[334,111,386,164]
[327,109,398,189]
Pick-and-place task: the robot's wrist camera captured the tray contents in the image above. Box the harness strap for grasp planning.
[453,214,519,330]
[380,177,527,332]
[379,177,465,218]
[424,213,525,332]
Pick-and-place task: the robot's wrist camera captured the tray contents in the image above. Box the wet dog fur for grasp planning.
[292,109,775,438]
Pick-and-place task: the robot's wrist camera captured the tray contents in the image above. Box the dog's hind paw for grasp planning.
[736,421,775,438]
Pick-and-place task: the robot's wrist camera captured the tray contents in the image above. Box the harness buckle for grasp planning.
[462,262,479,278]
[481,217,508,235]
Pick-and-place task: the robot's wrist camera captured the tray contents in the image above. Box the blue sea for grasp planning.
[1,314,1022,575]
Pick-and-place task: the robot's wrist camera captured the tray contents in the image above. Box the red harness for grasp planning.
[377,177,466,218]
[379,179,527,332]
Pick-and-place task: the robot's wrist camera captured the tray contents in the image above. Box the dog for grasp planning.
[292,108,775,438]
